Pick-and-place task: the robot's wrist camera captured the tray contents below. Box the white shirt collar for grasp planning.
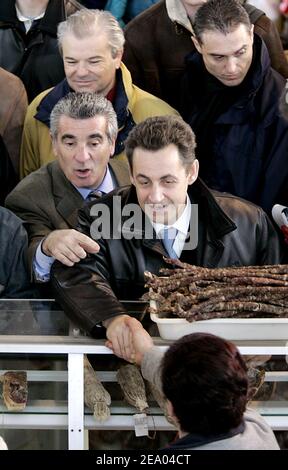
[152,196,191,237]
[73,166,114,200]
[15,5,45,32]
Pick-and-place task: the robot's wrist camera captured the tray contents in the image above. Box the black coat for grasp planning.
[51,180,282,335]
[181,36,288,214]
[0,206,36,298]
[0,135,17,205]
[0,0,65,102]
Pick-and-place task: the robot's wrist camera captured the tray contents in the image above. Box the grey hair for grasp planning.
[50,92,118,144]
[57,9,125,58]
[193,0,251,44]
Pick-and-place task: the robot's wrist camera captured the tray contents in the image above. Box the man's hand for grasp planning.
[104,314,134,361]
[41,229,99,266]
[125,317,154,365]
[105,316,153,365]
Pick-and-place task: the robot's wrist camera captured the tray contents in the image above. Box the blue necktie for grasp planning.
[162,227,178,259]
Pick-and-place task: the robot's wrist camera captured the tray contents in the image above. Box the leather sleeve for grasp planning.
[255,208,284,265]
[51,205,127,335]
[254,14,288,78]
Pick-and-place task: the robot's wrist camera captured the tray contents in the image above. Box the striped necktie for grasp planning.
[162,227,178,259]
[87,190,104,201]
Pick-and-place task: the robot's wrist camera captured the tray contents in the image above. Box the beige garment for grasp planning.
[0,67,28,175]
[0,436,8,450]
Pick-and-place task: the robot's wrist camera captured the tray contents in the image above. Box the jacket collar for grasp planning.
[186,34,271,125]
[113,64,136,155]
[50,159,130,227]
[166,0,193,33]
[189,178,237,239]
[109,159,131,187]
[35,78,70,126]
[168,421,245,449]
[50,161,83,228]
[35,63,135,156]
[99,178,236,254]
[0,0,66,35]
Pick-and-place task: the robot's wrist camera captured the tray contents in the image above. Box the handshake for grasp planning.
[272,204,288,244]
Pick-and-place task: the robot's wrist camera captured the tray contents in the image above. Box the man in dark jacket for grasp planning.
[123,0,288,110]
[6,92,130,283]
[0,0,66,102]
[0,206,36,298]
[180,0,288,214]
[51,115,282,355]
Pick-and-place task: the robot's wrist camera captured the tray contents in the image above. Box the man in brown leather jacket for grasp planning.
[123,0,288,110]
[0,67,27,177]
[51,115,282,355]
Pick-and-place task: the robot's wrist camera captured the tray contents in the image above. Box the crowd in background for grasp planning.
[1,0,288,451]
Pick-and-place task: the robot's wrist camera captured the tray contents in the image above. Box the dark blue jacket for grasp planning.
[182,35,288,213]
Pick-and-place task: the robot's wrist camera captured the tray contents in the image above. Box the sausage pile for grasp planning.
[144,260,288,321]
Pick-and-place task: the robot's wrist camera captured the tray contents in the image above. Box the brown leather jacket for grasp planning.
[123,0,288,110]
[51,180,282,336]
[0,67,27,175]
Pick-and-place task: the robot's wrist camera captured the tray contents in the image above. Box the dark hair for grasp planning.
[193,0,251,44]
[125,115,196,172]
[161,333,248,435]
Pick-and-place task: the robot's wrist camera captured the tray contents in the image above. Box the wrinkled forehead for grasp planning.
[57,115,108,138]
[61,30,111,53]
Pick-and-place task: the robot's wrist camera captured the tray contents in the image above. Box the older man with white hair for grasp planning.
[20,8,177,178]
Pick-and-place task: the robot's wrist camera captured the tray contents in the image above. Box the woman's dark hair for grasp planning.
[161,332,248,435]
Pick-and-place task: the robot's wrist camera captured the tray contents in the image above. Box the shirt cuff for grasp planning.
[33,241,55,282]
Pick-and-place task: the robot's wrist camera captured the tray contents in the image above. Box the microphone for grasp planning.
[272,204,288,245]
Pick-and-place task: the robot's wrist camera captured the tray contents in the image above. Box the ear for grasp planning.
[191,35,202,54]
[115,48,123,69]
[187,159,199,185]
[109,139,116,157]
[129,169,135,186]
[51,134,58,158]
[166,399,180,428]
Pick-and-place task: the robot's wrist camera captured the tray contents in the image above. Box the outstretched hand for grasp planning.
[105,316,153,365]
[42,229,99,266]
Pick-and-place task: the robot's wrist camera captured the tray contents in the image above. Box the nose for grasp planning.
[75,62,89,77]
[225,57,238,74]
[75,145,90,162]
[148,184,164,203]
